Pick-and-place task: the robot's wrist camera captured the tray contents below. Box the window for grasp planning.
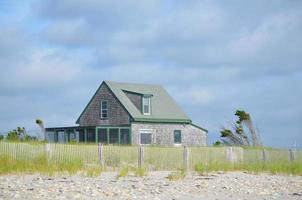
[101,100,108,118]
[98,128,108,144]
[109,128,119,144]
[120,129,130,144]
[139,129,153,145]
[174,130,181,144]
[142,97,151,115]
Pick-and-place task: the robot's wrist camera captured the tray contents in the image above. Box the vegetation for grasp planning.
[134,167,147,177]
[117,165,129,178]
[0,142,301,176]
[166,168,186,181]
[216,109,262,146]
[194,163,206,175]
[35,118,46,141]
[85,166,102,177]
[5,127,37,141]
[0,135,3,140]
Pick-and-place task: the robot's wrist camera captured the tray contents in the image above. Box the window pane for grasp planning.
[109,128,119,144]
[120,129,130,144]
[101,101,108,118]
[102,101,107,109]
[140,133,152,144]
[98,128,108,143]
[144,105,149,113]
[87,129,95,142]
[78,130,84,142]
[143,97,150,114]
[174,130,181,144]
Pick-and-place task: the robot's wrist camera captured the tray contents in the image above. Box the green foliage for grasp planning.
[235,125,244,135]
[85,166,102,177]
[166,168,186,181]
[68,139,78,144]
[220,129,232,137]
[213,141,221,146]
[24,135,37,141]
[0,135,4,140]
[134,167,147,177]
[117,165,129,178]
[35,119,43,125]
[6,127,37,142]
[194,163,206,175]
[6,130,19,141]
[235,110,250,121]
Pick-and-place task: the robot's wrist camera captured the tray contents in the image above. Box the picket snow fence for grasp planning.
[0,142,301,170]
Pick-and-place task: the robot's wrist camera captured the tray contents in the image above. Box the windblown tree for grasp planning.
[6,127,27,141]
[217,110,262,147]
[36,119,46,141]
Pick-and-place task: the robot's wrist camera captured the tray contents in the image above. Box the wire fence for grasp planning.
[0,141,301,170]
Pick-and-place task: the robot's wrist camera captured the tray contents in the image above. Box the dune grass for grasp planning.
[1,142,301,176]
[0,154,102,176]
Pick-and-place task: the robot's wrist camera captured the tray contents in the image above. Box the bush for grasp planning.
[195,163,206,175]
[117,165,129,178]
[166,168,186,181]
[6,131,19,141]
[0,135,3,140]
[134,167,147,177]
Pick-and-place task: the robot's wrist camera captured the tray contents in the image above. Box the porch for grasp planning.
[45,126,131,144]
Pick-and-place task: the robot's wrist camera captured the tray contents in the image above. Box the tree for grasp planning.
[219,110,262,147]
[6,130,20,141]
[36,119,46,141]
[0,135,4,140]
[6,127,37,142]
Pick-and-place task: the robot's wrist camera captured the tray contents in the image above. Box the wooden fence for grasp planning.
[0,142,301,170]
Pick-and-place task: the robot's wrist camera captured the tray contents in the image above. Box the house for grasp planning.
[46,81,208,146]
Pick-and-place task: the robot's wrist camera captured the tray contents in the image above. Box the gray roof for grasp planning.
[105,81,191,123]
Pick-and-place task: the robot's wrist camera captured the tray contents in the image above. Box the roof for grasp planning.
[104,81,191,123]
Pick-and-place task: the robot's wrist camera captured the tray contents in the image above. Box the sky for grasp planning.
[0,0,301,149]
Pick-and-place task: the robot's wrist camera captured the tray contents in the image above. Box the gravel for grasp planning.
[0,171,301,200]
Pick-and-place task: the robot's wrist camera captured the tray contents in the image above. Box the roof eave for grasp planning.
[133,117,192,123]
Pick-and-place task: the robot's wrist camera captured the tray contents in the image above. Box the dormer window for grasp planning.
[142,96,151,115]
[101,100,108,118]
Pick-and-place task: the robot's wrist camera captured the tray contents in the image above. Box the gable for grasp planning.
[76,82,131,126]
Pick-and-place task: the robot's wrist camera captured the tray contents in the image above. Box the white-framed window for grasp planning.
[139,129,155,145]
[142,97,151,115]
[101,100,108,118]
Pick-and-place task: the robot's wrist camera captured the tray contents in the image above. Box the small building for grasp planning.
[46,81,207,146]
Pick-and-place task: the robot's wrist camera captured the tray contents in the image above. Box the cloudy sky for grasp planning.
[0,0,301,148]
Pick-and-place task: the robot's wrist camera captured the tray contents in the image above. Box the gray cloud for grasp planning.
[0,0,301,148]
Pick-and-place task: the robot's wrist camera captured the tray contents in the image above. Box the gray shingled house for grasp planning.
[46,81,207,146]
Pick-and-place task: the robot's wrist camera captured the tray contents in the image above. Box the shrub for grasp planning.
[117,165,129,178]
[85,166,102,177]
[6,131,19,141]
[166,168,186,181]
[134,167,147,177]
[195,163,206,175]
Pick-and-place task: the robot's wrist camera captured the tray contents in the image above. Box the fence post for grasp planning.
[183,146,189,170]
[289,149,295,162]
[138,145,144,167]
[262,149,266,163]
[98,143,104,167]
[44,143,51,163]
[226,147,233,163]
